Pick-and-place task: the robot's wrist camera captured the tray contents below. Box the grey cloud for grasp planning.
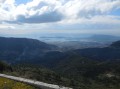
[33,2,48,10]
[4,11,63,24]
[78,8,102,19]
[16,11,63,23]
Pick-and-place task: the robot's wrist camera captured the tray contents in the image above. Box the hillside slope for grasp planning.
[0,37,56,63]
[74,41,120,60]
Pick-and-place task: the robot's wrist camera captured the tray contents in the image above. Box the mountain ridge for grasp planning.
[0,37,57,63]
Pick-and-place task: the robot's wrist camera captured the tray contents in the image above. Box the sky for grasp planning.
[0,0,120,38]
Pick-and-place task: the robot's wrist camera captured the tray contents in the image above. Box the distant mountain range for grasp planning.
[40,34,120,42]
[0,36,120,64]
[44,34,120,51]
[88,34,120,42]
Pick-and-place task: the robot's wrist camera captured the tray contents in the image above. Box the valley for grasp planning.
[0,36,120,89]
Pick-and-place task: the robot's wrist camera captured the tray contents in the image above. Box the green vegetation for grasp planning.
[0,61,12,72]
[52,54,120,89]
[1,54,120,89]
[0,77,37,89]
[10,65,72,87]
[1,40,120,89]
[1,57,120,89]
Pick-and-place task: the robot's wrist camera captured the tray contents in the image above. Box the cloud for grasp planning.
[12,11,63,23]
[59,0,120,22]
[0,24,15,29]
[0,0,120,24]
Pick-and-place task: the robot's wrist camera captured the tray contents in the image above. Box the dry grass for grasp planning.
[0,77,37,89]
